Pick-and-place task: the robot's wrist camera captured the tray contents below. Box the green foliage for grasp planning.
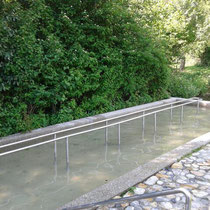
[168,66,209,98]
[200,47,210,66]
[168,75,203,98]
[131,0,210,63]
[0,102,50,137]
[0,0,169,137]
[120,186,135,196]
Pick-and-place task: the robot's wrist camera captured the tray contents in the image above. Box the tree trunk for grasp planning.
[179,56,186,71]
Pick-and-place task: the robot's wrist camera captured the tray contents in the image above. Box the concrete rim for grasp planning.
[59,132,210,210]
[1,97,209,147]
[0,98,177,146]
[58,99,210,210]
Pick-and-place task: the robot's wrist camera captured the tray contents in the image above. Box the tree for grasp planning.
[130,0,210,68]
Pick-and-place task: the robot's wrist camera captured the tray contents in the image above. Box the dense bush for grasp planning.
[0,0,169,137]
[168,71,207,98]
[200,47,210,66]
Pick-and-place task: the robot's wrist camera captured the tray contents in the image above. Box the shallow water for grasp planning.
[0,106,210,210]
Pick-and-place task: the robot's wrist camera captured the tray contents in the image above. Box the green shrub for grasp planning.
[200,47,210,67]
[168,73,207,98]
[0,0,170,137]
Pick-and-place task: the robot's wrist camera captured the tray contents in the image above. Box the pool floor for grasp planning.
[0,106,210,209]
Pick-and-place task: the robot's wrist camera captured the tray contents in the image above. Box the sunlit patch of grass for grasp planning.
[183,65,210,99]
[184,66,210,79]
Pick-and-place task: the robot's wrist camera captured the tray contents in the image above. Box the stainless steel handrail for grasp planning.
[0,99,200,156]
[0,97,198,150]
[65,188,191,210]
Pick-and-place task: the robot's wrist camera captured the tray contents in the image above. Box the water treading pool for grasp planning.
[0,105,210,209]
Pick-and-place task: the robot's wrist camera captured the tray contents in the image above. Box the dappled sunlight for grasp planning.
[0,191,11,203]
[70,176,82,182]
[25,168,45,183]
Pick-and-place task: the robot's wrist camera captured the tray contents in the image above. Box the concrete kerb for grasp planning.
[59,132,210,210]
[175,97,210,108]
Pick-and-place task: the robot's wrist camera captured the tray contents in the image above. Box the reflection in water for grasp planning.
[0,106,210,210]
[180,105,184,123]
[66,137,70,183]
[180,121,183,136]
[153,133,157,144]
[117,144,121,165]
[142,111,145,131]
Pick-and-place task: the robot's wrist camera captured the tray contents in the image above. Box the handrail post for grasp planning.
[105,121,108,143]
[154,113,157,132]
[142,111,145,130]
[118,124,121,145]
[104,140,108,162]
[153,133,156,144]
[54,134,57,162]
[54,134,57,181]
[180,105,184,123]
[170,104,173,120]
[197,99,200,114]
[142,111,145,143]
[66,137,69,172]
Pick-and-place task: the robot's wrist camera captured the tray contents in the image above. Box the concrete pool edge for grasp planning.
[176,97,210,108]
[0,98,178,146]
[1,97,209,147]
[59,132,210,210]
[0,97,208,147]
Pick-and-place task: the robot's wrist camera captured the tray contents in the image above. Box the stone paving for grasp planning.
[98,143,210,210]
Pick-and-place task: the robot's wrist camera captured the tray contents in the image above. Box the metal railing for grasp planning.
[63,188,192,210]
[0,97,200,157]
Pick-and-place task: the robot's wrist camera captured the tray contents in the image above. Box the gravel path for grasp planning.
[98,144,210,210]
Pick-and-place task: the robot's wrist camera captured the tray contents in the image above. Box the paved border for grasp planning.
[59,132,210,210]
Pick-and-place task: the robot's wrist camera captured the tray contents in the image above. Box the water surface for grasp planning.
[0,105,210,209]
